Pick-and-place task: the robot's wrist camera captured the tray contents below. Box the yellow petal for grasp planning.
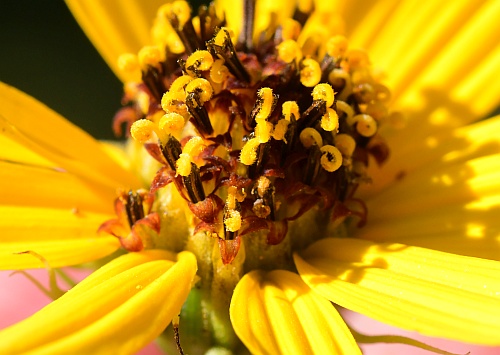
[294,238,500,345]
[0,82,140,189]
[0,250,197,354]
[230,269,361,354]
[65,0,166,82]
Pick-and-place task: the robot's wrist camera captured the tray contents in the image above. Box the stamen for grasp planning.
[224,209,242,232]
[117,53,139,77]
[207,27,251,83]
[300,58,321,87]
[124,191,145,226]
[299,127,323,148]
[282,101,300,122]
[312,83,335,107]
[320,107,339,132]
[176,136,206,176]
[249,87,277,128]
[159,112,185,137]
[276,39,302,64]
[185,50,214,77]
[185,78,214,136]
[335,133,356,158]
[303,144,321,185]
[182,164,206,203]
[131,119,163,143]
[253,176,276,220]
[320,145,343,172]
[240,138,261,165]
[210,59,230,84]
[272,119,290,141]
[347,114,377,137]
[326,35,349,58]
[161,135,182,170]
[336,100,355,121]
[237,0,256,52]
[164,1,202,54]
[280,19,301,41]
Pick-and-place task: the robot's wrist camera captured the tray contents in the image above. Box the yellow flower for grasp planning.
[1,0,500,354]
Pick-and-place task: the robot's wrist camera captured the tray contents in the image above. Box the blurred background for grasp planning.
[0,0,203,140]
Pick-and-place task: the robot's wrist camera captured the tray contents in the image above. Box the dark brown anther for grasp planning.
[248,91,278,129]
[167,13,203,54]
[185,92,214,136]
[183,163,206,203]
[161,136,182,170]
[247,142,270,179]
[207,28,251,83]
[125,191,145,227]
[142,66,166,102]
[299,100,327,130]
[303,144,321,185]
[280,114,298,166]
[237,0,256,52]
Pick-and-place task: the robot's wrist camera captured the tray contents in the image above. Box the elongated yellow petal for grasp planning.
[230,269,361,354]
[0,250,196,355]
[294,238,500,345]
[0,82,140,189]
[65,0,166,82]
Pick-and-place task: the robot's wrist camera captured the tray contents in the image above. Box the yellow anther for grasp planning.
[335,100,355,121]
[326,35,349,57]
[169,75,193,93]
[300,58,321,87]
[214,27,234,47]
[281,19,302,40]
[159,112,185,135]
[312,83,335,107]
[138,46,163,69]
[299,127,323,148]
[321,108,339,132]
[167,1,192,28]
[117,53,139,73]
[347,114,377,137]
[272,119,290,141]
[335,134,356,157]
[130,119,157,143]
[282,101,300,121]
[224,209,241,232]
[255,121,273,144]
[185,50,214,76]
[185,78,213,105]
[255,87,275,122]
[320,145,343,172]
[276,39,302,64]
[176,153,192,176]
[210,59,229,84]
[240,138,261,165]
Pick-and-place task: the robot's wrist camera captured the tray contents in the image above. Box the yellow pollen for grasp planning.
[117,53,139,74]
[326,35,349,57]
[321,107,339,132]
[255,121,273,143]
[130,119,158,143]
[282,101,300,121]
[312,83,335,107]
[348,114,377,137]
[185,78,213,105]
[214,27,234,47]
[272,119,290,141]
[226,186,238,210]
[166,1,191,28]
[176,153,193,176]
[183,136,206,156]
[210,59,229,84]
[138,46,163,69]
[281,19,302,40]
[255,87,275,122]
[299,127,323,148]
[176,136,206,177]
[320,145,343,172]
[224,209,241,232]
[256,176,271,197]
[169,75,193,93]
[159,112,185,135]
[240,138,261,165]
[276,39,303,64]
[185,50,214,76]
[300,58,321,87]
[335,134,356,157]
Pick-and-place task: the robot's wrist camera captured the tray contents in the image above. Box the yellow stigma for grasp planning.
[166,1,191,28]
[282,101,300,121]
[321,107,339,132]
[185,78,213,106]
[326,35,349,57]
[255,87,275,122]
[335,100,354,121]
[185,50,214,76]
[312,83,335,107]
[159,112,185,136]
[281,19,302,40]
[272,119,290,141]
[137,46,163,69]
[347,49,370,70]
[130,119,158,143]
[214,27,234,47]
[276,39,302,64]
[224,209,241,232]
[176,153,193,176]
[299,127,323,148]
[117,53,139,74]
[240,138,261,165]
[347,114,377,137]
[210,59,230,84]
[176,136,206,177]
[320,145,343,172]
[255,121,273,144]
[169,75,193,93]
[300,58,321,87]
[335,134,356,157]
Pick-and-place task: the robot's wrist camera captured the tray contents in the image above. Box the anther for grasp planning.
[164,0,202,54]
[160,135,182,170]
[320,145,343,172]
[300,58,321,87]
[185,50,214,77]
[124,190,146,226]
[185,78,214,136]
[249,87,277,128]
[207,27,250,83]
[138,46,167,102]
[303,144,321,185]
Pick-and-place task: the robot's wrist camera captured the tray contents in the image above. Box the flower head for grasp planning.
[1,0,500,354]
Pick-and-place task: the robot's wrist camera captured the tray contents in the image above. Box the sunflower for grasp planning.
[1,0,500,354]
